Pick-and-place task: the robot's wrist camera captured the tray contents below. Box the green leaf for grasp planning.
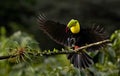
[108,47,116,58]
[0,27,6,36]
[98,51,105,64]
[110,33,115,41]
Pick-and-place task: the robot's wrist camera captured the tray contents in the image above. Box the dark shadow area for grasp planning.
[0,0,120,50]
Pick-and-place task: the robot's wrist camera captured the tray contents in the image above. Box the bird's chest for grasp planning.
[67,33,80,47]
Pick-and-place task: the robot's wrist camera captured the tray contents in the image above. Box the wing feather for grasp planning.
[75,25,108,51]
[37,15,69,46]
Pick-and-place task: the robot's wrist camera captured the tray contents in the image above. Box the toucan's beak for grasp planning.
[66,26,69,33]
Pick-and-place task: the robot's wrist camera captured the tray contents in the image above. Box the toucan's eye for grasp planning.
[74,21,77,24]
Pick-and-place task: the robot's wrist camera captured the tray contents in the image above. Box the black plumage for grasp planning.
[37,15,108,69]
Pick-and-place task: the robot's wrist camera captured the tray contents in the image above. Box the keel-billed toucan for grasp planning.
[37,15,108,69]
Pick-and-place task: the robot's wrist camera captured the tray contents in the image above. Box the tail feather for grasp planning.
[81,55,86,68]
[82,52,94,67]
[67,51,93,69]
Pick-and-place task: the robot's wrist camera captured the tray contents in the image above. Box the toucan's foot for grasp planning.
[74,46,79,49]
[74,45,80,52]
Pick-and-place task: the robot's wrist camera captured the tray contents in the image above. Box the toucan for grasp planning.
[37,14,108,69]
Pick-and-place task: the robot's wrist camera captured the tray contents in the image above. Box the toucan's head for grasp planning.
[66,19,80,34]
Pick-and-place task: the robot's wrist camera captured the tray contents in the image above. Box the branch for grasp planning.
[0,55,17,60]
[0,39,110,60]
[75,39,110,51]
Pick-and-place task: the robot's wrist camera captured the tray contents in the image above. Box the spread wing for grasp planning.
[76,25,108,51]
[37,15,69,46]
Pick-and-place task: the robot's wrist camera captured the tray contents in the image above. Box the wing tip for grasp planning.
[37,13,47,25]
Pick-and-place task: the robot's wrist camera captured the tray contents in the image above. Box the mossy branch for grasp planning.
[0,39,110,60]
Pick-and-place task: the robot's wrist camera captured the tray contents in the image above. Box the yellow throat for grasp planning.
[70,22,80,34]
[67,19,80,34]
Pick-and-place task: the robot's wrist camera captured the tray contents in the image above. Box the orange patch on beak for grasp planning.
[65,27,69,33]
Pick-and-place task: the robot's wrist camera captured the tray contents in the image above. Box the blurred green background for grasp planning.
[0,0,120,76]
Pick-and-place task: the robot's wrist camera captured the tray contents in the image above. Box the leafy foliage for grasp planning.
[0,27,120,76]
